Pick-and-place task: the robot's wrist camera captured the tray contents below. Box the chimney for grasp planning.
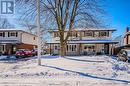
[126,26,129,33]
[126,26,129,44]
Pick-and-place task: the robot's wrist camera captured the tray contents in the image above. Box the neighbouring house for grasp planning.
[123,27,130,45]
[0,29,37,55]
[47,28,118,56]
[113,35,123,47]
[114,27,130,55]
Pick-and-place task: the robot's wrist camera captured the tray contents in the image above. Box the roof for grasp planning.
[0,40,22,44]
[116,44,130,49]
[124,32,130,37]
[47,40,118,44]
[49,28,116,32]
[0,29,37,37]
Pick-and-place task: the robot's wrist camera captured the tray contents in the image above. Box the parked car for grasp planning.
[31,48,47,56]
[31,49,37,56]
[24,49,33,56]
[15,49,33,58]
[117,49,130,62]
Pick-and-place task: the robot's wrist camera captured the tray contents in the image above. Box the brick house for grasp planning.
[47,28,118,56]
[0,29,37,55]
[124,27,130,45]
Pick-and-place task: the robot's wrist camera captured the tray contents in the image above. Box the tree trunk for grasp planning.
[60,41,65,57]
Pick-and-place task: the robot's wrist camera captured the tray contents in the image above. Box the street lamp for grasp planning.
[36,0,41,65]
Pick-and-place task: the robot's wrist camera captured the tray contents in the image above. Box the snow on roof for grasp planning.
[49,28,116,32]
[47,40,118,44]
[0,40,21,44]
[0,28,26,31]
[0,28,37,37]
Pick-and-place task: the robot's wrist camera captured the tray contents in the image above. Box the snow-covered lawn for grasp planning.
[0,55,130,86]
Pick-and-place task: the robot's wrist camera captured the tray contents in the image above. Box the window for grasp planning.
[72,45,76,51]
[100,31,108,37]
[33,37,35,40]
[8,32,18,37]
[94,32,99,37]
[69,32,78,37]
[84,31,93,37]
[67,45,77,52]
[54,32,59,37]
[0,32,5,37]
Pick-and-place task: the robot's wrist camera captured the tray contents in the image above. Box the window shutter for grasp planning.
[8,32,10,37]
[3,32,5,37]
[2,45,4,51]
[16,32,18,37]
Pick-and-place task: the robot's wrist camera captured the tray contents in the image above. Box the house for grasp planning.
[113,27,130,55]
[47,28,118,56]
[0,29,37,55]
[123,27,130,45]
[113,35,123,47]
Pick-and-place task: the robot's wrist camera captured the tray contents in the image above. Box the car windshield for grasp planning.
[126,51,130,56]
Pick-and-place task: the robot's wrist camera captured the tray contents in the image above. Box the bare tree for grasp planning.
[16,0,106,57]
[18,19,37,33]
[0,17,14,29]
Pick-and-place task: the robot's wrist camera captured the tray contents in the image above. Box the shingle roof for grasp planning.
[0,40,21,44]
[0,29,37,37]
[49,28,116,32]
[47,40,118,44]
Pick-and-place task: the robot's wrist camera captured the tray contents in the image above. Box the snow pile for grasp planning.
[112,62,129,71]
[0,55,7,60]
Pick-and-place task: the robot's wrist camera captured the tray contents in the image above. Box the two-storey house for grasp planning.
[47,28,118,55]
[0,29,37,55]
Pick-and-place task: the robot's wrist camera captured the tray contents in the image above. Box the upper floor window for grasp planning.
[8,32,18,37]
[54,32,59,37]
[69,32,78,37]
[0,32,5,37]
[84,31,93,37]
[94,32,99,37]
[100,31,108,37]
[33,37,35,40]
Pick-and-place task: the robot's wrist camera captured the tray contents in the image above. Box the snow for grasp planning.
[0,55,130,86]
[47,40,118,44]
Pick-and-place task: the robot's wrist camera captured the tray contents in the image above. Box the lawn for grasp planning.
[0,55,130,86]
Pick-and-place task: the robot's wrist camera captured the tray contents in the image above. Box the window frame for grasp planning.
[100,31,108,37]
[67,44,77,52]
[9,32,18,37]
[84,31,94,37]
[0,32,5,37]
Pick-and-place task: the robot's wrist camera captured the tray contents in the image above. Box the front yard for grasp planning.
[0,55,130,86]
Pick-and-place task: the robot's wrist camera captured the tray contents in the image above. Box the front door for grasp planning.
[54,44,59,55]
[104,44,109,54]
[84,44,95,55]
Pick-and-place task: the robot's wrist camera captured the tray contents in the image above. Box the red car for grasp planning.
[15,49,33,58]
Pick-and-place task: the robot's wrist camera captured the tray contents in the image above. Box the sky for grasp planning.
[1,0,130,38]
[105,0,130,38]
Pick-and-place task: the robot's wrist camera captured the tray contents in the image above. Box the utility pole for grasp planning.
[36,0,41,65]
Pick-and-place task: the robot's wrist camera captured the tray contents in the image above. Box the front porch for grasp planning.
[47,40,118,56]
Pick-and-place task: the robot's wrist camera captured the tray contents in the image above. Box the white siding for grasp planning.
[21,32,37,45]
[0,32,20,41]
